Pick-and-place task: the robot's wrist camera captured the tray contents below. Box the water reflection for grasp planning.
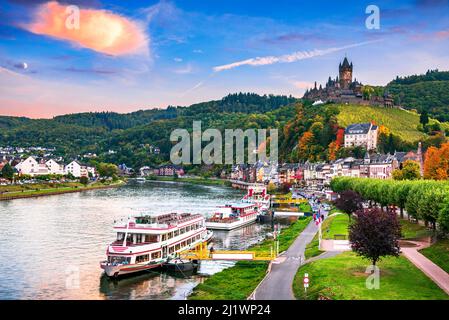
[0,180,282,300]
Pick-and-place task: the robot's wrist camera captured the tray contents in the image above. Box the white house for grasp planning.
[45,159,64,175]
[344,123,378,150]
[65,161,89,178]
[15,156,38,175]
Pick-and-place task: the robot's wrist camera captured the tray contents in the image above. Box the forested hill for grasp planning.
[386,70,449,122]
[50,93,297,130]
[0,93,298,165]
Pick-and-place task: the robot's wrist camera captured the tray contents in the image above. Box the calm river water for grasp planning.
[0,180,276,300]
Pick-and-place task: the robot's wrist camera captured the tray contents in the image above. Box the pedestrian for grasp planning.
[209,246,214,258]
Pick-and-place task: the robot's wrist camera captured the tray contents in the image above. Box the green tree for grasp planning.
[420,110,429,126]
[1,163,14,180]
[80,176,89,185]
[97,162,119,177]
[438,199,449,233]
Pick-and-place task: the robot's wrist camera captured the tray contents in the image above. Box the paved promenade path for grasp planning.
[401,241,449,295]
[253,220,326,300]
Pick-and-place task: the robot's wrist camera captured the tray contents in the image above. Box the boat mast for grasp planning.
[123,216,130,247]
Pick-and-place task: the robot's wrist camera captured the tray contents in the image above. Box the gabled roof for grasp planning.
[345,123,373,134]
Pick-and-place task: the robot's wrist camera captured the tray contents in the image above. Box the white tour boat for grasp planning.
[243,185,271,211]
[205,202,259,230]
[100,212,213,278]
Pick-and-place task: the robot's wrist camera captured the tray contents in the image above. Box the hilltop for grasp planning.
[386,70,449,122]
[336,105,449,143]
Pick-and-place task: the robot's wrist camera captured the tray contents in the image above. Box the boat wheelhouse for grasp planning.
[243,185,271,211]
[100,212,212,277]
[205,202,259,230]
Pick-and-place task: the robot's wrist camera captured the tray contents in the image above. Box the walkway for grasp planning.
[253,220,319,300]
[401,241,449,295]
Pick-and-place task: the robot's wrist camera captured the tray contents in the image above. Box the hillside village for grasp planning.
[0,58,448,187]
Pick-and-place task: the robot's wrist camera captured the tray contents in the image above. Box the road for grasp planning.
[253,219,321,300]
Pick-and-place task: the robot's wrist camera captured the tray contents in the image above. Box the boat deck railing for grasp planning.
[179,242,276,261]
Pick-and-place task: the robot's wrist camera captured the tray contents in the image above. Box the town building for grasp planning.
[45,159,64,175]
[344,123,378,150]
[64,160,90,178]
[153,165,185,177]
[15,156,40,176]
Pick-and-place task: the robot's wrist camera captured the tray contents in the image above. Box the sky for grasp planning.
[0,0,449,118]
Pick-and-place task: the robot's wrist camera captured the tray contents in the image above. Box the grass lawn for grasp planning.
[298,202,312,213]
[304,237,322,260]
[400,220,432,240]
[336,104,449,143]
[251,217,312,254]
[188,261,269,300]
[322,214,350,240]
[189,217,312,300]
[304,213,349,259]
[293,251,448,300]
[420,239,449,274]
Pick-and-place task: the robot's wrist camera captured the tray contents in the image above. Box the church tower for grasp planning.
[339,57,353,90]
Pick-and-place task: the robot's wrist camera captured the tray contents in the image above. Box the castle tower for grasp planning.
[417,142,424,177]
[339,57,353,90]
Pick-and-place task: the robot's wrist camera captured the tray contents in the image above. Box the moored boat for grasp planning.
[100,212,211,278]
[205,202,259,230]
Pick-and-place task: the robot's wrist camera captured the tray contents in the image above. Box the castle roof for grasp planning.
[340,57,352,69]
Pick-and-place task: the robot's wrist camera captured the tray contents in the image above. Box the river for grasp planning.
[0,180,277,300]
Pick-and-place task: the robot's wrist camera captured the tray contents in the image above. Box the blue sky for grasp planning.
[1,0,449,118]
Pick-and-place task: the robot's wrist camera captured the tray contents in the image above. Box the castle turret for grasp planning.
[417,142,424,177]
[339,57,353,90]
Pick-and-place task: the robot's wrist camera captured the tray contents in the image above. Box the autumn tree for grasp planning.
[424,142,449,180]
[349,208,402,266]
[334,190,363,220]
[392,160,421,180]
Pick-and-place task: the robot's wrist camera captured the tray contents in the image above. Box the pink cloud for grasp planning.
[292,81,314,90]
[435,29,449,39]
[24,1,149,56]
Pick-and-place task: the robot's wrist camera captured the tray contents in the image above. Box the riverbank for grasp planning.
[0,180,125,201]
[149,176,231,187]
[188,217,312,300]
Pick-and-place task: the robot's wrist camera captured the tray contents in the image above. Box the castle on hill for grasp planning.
[303,57,395,108]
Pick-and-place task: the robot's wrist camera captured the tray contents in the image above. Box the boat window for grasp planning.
[169,246,174,254]
[108,256,130,264]
[116,233,125,241]
[136,234,143,243]
[161,234,167,241]
[175,244,180,251]
[151,251,161,260]
[174,230,179,237]
[186,225,191,232]
[136,254,149,263]
[145,234,158,243]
